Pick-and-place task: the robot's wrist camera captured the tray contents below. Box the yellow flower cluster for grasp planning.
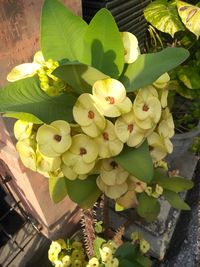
[131,232,150,254]
[14,32,174,206]
[48,239,87,267]
[7,51,66,96]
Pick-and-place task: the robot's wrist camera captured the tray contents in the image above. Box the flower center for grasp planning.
[110,161,118,169]
[105,96,115,104]
[54,134,62,142]
[80,147,87,155]
[124,48,128,55]
[88,110,95,119]
[143,104,149,112]
[127,124,134,133]
[149,146,154,151]
[103,132,109,141]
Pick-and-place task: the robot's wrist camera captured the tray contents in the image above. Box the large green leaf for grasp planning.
[175,81,200,99]
[53,62,109,94]
[65,175,101,208]
[41,0,87,61]
[137,193,160,222]
[135,254,152,267]
[49,176,68,203]
[0,77,76,123]
[177,0,200,38]
[114,141,153,183]
[163,189,191,210]
[115,242,137,261]
[119,259,143,267]
[177,65,200,89]
[82,8,124,78]
[154,169,194,192]
[120,48,189,92]
[144,0,185,37]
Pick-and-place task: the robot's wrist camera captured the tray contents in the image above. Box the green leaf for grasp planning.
[177,0,200,38]
[114,141,153,183]
[163,189,191,210]
[65,175,101,208]
[49,176,68,203]
[41,0,87,61]
[0,77,76,123]
[120,48,189,92]
[3,112,43,124]
[144,0,185,37]
[93,237,106,259]
[175,81,200,99]
[115,242,137,261]
[82,8,124,78]
[154,170,194,192]
[53,62,109,94]
[177,65,200,89]
[119,259,143,267]
[137,193,160,222]
[135,254,152,267]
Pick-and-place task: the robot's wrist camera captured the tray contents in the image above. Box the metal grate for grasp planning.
[82,0,150,50]
[0,165,42,267]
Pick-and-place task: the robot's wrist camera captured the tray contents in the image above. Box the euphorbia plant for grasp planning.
[0,0,193,222]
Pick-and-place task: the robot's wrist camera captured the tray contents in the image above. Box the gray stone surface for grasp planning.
[109,151,198,260]
[153,160,200,267]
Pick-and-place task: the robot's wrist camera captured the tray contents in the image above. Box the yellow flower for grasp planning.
[115,110,147,147]
[71,241,83,250]
[36,150,61,173]
[121,32,140,63]
[87,257,99,267]
[54,260,64,267]
[36,120,71,157]
[49,240,62,254]
[94,120,123,158]
[71,249,85,261]
[99,246,113,263]
[62,134,98,177]
[48,249,59,263]
[133,86,161,129]
[105,258,119,267]
[92,78,132,117]
[152,184,163,198]
[16,138,37,171]
[99,159,129,186]
[129,176,147,193]
[96,176,128,199]
[7,51,44,82]
[154,160,168,170]
[153,73,170,89]
[71,259,82,267]
[103,241,118,253]
[161,108,174,138]
[14,120,33,141]
[147,131,173,162]
[73,93,106,137]
[62,255,71,267]
[153,73,170,108]
[145,186,153,196]
[131,231,140,242]
[116,187,138,209]
[140,239,150,254]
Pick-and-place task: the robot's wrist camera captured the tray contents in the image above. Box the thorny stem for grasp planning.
[103,194,110,238]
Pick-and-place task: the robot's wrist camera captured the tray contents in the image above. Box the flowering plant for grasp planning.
[48,232,151,267]
[0,0,193,221]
